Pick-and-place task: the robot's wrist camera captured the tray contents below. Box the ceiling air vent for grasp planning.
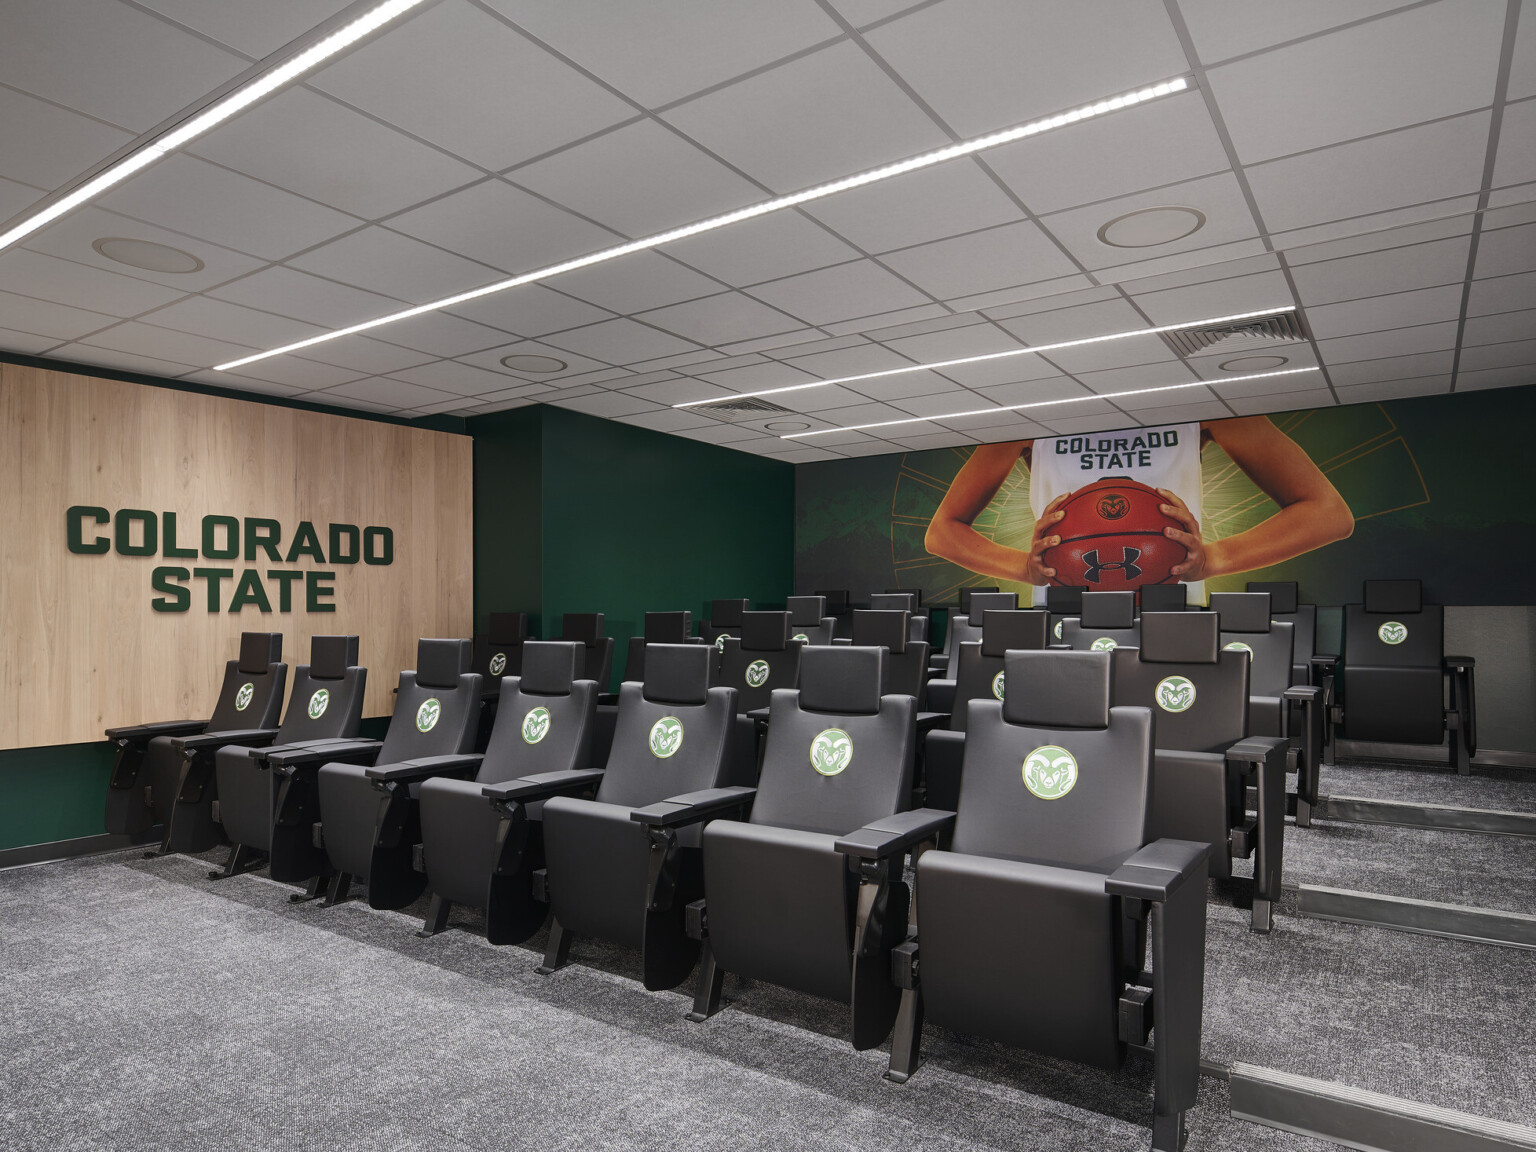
[693,395,799,422]
[1158,310,1308,358]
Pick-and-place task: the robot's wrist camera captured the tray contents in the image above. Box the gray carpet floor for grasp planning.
[0,849,1338,1152]
[1322,757,1536,813]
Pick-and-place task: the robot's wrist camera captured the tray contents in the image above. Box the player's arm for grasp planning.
[924,440,1067,583]
[1159,416,1353,580]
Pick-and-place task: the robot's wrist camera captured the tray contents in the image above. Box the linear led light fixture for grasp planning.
[780,367,1321,438]
[214,75,1191,372]
[678,306,1295,408]
[0,0,433,255]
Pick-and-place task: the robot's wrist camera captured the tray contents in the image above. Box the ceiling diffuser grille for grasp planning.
[693,395,799,421]
[1158,310,1308,357]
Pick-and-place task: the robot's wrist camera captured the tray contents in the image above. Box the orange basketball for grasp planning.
[1042,476,1186,591]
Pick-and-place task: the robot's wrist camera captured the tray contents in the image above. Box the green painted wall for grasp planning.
[471,405,544,634]
[0,743,116,852]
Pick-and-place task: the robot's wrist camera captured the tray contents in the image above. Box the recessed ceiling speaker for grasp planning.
[1217,354,1290,372]
[92,236,204,273]
[499,354,568,373]
[764,420,812,432]
[1096,206,1206,248]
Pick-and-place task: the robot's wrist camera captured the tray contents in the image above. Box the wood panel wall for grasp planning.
[0,364,473,750]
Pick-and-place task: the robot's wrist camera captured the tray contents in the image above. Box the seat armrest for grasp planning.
[1224,736,1288,929]
[915,712,950,737]
[596,692,619,707]
[1225,736,1288,765]
[262,739,380,770]
[1444,654,1475,669]
[1048,643,1071,651]
[105,719,206,742]
[367,754,484,783]
[1106,839,1209,902]
[746,706,770,725]
[928,654,949,673]
[630,786,757,829]
[481,768,605,803]
[835,807,955,861]
[925,679,956,715]
[1282,685,1321,704]
[171,729,280,754]
[1310,654,1337,670]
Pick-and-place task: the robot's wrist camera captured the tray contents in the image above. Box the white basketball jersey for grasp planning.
[1028,422,1205,605]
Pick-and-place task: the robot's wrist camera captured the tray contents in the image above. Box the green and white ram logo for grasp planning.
[488,652,507,676]
[522,706,550,744]
[1378,621,1408,645]
[793,633,809,643]
[307,688,329,720]
[1053,619,1064,640]
[1223,640,1253,658]
[1090,636,1117,651]
[991,670,1006,701]
[416,697,442,733]
[810,728,853,776]
[234,682,254,712]
[1155,675,1196,713]
[745,659,771,688]
[714,633,731,652]
[1023,744,1078,800]
[649,716,684,758]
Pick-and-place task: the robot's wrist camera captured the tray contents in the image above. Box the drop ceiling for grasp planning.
[1,0,1533,464]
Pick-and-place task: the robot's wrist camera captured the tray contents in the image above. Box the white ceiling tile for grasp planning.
[457,339,611,381]
[511,119,763,237]
[674,423,771,444]
[1467,270,1536,316]
[1284,216,1475,266]
[208,266,401,327]
[0,176,41,222]
[614,407,718,433]
[1482,198,1536,231]
[792,384,889,412]
[1289,237,1471,306]
[930,355,1069,390]
[890,392,995,418]
[1074,360,1199,393]
[1268,197,1482,255]
[985,90,1229,215]
[1333,376,1452,403]
[0,0,245,130]
[1039,171,1261,272]
[288,336,436,377]
[445,284,613,339]
[1245,113,1491,234]
[716,327,825,355]
[79,320,257,367]
[1457,338,1536,372]
[852,370,972,401]
[382,178,618,275]
[311,1,634,171]
[1316,321,1460,364]
[782,343,916,378]
[946,274,1101,314]
[935,412,1051,437]
[806,159,1025,253]
[637,291,808,345]
[673,353,768,375]
[1461,307,1536,346]
[973,376,1093,407]
[22,205,266,292]
[824,303,951,336]
[131,0,357,57]
[1492,98,1536,190]
[810,401,924,427]
[1305,284,1466,340]
[0,289,118,341]
[981,285,1126,323]
[385,360,526,397]
[133,295,326,350]
[993,297,1147,344]
[666,41,950,193]
[1095,238,1271,287]
[882,319,1018,362]
[1456,365,1536,391]
[1328,350,1455,386]
[1100,252,1280,297]
[1122,400,1231,422]
[615,378,699,406]
[181,372,307,399]
[540,318,699,364]
[0,85,132,190]
[661,211,860,288]
[98,154,363,261]
[221,357,365,390]
[1177,0,1407,64]
[747,260,930,326]
[325,376,461,410]
[1031,407,1127,432]
[1115,383,1219,408]
[1223,388,1337,416]
[287,226,500,303]
[1127,270,1294,325]
[769,445,853,462]
[190,87,480,219]
[1208,2,1504,165]
[1510,5,1536,101]
[298,390,399,414]
[624,349,725,373]
[0,249,187,316]
[0,327,64,355]
[551,391,664,419]
[693,361,816,393]
[865,0,1187,138]
[1474,221,1536,280]
[355,310,515,358]
[886,430,978,450]
[48,344,199,379]
[556,251,722,314]
[1042,333,1180,375]
[879,221,1081,298]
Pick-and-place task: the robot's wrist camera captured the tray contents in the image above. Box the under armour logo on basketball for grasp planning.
[1081,546,1142,583]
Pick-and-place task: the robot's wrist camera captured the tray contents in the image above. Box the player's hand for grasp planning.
[1157,488,1214,580]
[1022,492,1070,584]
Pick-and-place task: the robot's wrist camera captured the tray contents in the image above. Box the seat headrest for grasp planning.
[741,611,790,651]
[967,590,1018,625]
[519,641,580,695]
[1046,584,1086,615]
[488,612,528,643]
[786,595,826,626]
[643,611,691,643]
[958,586,1000,613]
[851,609,908,654]
[871,592,916,613]
[1081,591,1135,629]
[888,587,923,605]
[1139,583,1188,612]
[309,635,358,680]
[561,612,604,642]
[1002,650,1111,729]
[816,589,850,613]
[238,632,282,673]
[1210,592,1271,634]
[799,646,886,715]
[640,643,712,706]
[1364,579,1422,614]
[1247,580,1299,614]
[980,610,1049,656]
[417,638,472,688]
[710,598,748,627]
[1139,612,1220,663]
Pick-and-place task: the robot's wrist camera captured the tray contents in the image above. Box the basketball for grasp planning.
[1042,476,1186,591]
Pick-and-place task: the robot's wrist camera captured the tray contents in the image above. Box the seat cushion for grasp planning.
[419,775,506,909]
[542,796,650,950]
[317,762,388,880]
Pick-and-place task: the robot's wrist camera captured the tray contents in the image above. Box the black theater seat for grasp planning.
[930,590,1015,675]
[872,592,929,644]
[701,598,749,650]
[471,612,529,751]
[786,595,837,646]
[1058,590,1141,652]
